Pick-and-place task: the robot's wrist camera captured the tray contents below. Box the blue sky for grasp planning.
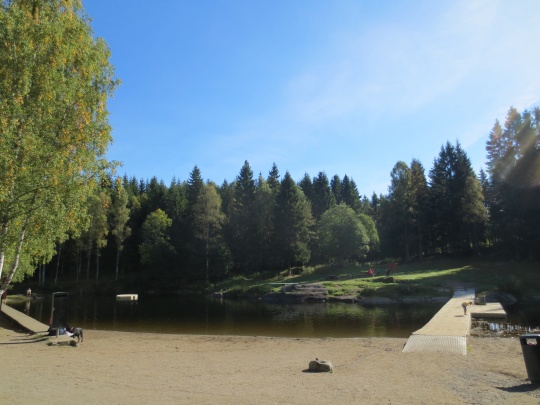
[84,0,540,196]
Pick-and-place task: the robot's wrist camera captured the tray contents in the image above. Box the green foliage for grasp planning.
[358,285,376,298]
[227,161,258,273]
[485,107,540,259]
[110,178,131,279]
[274,172,314,268]
[340,175,361,212]
[311,172,336,220]
[318,203,369,262]
[139,209,175,272]
[428,141,487,255]
[213,257,540,301]
[5,88,538,293]
[495,275,522,297]
[0,0,118,291]
[191,182,225,283]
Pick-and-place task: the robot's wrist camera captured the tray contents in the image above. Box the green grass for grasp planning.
[213,257,540,299]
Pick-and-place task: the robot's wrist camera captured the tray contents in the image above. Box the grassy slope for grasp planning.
[215,257,540,300]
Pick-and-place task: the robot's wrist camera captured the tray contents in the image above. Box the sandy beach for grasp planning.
[0,316,538,405]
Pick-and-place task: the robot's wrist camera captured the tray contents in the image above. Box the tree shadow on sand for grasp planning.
[0,335,50,345]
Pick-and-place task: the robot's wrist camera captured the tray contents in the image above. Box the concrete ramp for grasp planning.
[1,303,49,334]
[402,335,467,355]
[403,289,475,355]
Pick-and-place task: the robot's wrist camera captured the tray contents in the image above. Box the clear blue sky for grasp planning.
[84,0,540,196]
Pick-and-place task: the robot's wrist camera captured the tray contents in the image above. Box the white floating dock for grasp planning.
[116,294,138,301]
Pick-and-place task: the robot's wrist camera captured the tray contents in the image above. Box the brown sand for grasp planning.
[1,317,538,405]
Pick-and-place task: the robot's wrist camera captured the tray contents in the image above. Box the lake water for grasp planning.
[14,294,446,338]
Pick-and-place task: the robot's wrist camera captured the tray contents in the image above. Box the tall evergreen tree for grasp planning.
[164,178,188,273]
[341,175,361,212]
[370,193,381,222]
[165,178,188,223]
[387,161,414,260]
[311,172,336,220]
[410,159,428,260]
[187,166,204,208]
[267,163,281,194]
[252,176,276,271]
[228,161,257,273]
[274,172,314,272]
[143,177,168,218]
[428,141,485,254]
[358,195,372,216]
[218,180,235,219]
[330,175,342,204]
[485,107,540,258]
[298,173,314,204]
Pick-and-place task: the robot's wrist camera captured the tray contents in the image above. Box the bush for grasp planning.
[495,275,522,297]
[358,286,376,298]
[396,283,419,295]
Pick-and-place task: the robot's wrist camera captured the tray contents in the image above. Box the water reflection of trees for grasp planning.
[10,297,449,338]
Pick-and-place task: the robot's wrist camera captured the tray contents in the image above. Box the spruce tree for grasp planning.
[341,175,361,212]
[428,141,485,254]
[312,172,336,220]
[330,175,342,204]
[274,172,313,272]
[298,173,314,203]
[267,163,281,194]
[229,161,257,273]
[410,159,428,260]
[387,161,413,260]
[485,107,540,258]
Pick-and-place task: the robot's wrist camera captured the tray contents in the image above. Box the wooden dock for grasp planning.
[402,289,506,355]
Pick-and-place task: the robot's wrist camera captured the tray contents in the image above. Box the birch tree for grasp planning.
[0,0,117,295]
[110,179,131,280]
[192,182,224,284]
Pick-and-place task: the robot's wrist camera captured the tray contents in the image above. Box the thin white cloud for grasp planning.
[191,0,540,189]
[283,0,540,129]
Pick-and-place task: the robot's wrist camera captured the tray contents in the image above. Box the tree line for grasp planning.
[1,1,538,295]
[35,105,540,289]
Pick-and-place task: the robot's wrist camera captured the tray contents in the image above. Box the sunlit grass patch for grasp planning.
[214,257,540,299]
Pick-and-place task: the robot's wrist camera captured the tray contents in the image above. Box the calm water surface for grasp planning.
[14,294,446,338]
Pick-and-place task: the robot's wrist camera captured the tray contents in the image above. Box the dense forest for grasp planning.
[26,106,540,291]
[2,2,538,296]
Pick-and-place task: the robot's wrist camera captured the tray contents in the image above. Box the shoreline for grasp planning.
[1,315,539,404]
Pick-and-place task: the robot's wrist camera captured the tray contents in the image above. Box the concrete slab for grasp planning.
[403,289,476,355]
[402,335,467,355]
[471,302,506,319]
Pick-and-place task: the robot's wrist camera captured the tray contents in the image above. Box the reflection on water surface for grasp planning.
[14,294,445,338]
